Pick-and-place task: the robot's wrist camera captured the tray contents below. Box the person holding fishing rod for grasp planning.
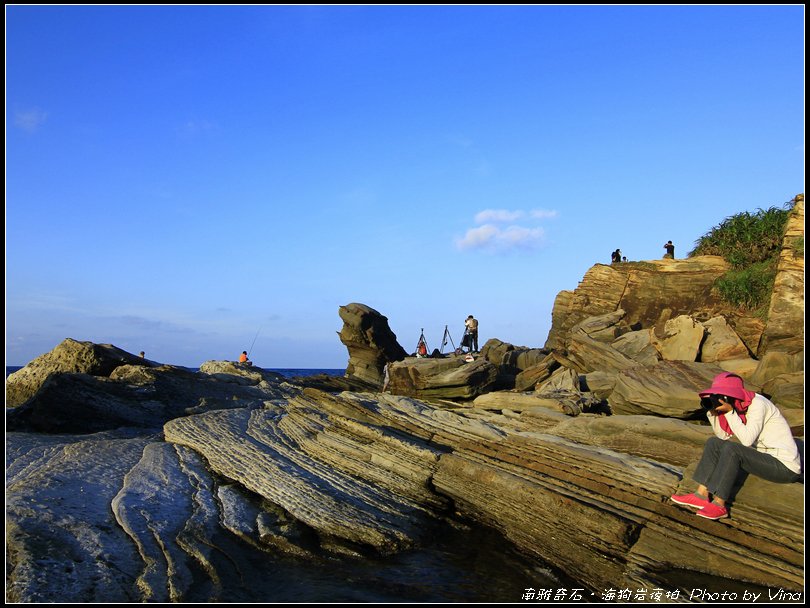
[238,328,261,366]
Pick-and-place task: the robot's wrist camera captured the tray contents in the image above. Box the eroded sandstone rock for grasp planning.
[338,303,408,388]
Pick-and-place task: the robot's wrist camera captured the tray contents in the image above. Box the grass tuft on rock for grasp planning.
[689,197,796,313]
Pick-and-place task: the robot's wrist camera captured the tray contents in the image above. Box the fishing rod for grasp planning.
[247,327,262,358]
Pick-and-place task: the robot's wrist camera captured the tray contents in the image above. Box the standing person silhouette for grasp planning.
[663,240,675,259]
[464,315,479,353]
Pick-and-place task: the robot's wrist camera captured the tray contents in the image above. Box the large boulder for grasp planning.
[386,355,498,401]
[6,338,152,408]
[610,329,660,366]
[481,338,554,390]
[6,362,292,434]
[607,360,725,418]
[198,360,285,385]
[338,303,407,388]
[563,331,640,374]
[650,315,705,361]
[700,316,751,362]
[570,309,629,342]
[514,352,559,391]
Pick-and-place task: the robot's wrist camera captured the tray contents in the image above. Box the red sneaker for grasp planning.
[670,493,711,509]
[696,503,729,520]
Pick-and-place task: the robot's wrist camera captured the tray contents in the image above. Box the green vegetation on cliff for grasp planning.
[689,197,797,313]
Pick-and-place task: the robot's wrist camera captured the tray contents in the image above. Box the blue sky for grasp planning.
[6,5,804,368]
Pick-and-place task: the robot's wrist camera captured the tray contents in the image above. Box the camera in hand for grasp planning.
[700,394,725,410]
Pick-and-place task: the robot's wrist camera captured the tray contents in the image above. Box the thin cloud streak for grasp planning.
[474,209,525,224]
[14,107,48,132]
[530,209,558,219]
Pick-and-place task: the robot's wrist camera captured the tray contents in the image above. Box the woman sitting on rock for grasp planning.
[670,372,801,520]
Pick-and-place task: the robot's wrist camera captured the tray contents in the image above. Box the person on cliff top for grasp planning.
[611,249,622,264]
[663,240,675,259]
[670,372,801,520]
[464,315,479,353]
[238,350,252,366]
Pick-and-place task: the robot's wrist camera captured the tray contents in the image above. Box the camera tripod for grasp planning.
[440,325,456,354]
[415,328,429,356]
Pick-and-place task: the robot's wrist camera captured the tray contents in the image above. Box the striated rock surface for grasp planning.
[563,331,640,374]
[6,429,159,603]
[296,390,804,594]
[338,303,408,388]
[198,359,285,385]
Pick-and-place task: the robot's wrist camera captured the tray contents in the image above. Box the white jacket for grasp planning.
[709,393,801,475]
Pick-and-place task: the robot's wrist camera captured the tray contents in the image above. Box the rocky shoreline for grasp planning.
[5,199,804,602]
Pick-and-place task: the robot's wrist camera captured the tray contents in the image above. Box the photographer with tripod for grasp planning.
[464,315,479,353]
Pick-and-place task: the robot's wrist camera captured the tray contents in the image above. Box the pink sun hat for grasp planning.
[698,372,750,401]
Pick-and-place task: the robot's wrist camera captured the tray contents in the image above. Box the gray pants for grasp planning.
[693,436,800,502]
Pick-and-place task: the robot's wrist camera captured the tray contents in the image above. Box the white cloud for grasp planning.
[474,209,525,224]
[14,108,48,132]
[457,224,499,250]
[530,209,559,219]
[500,225,546,247]
[457,207,558,253]
[456,224,545,252]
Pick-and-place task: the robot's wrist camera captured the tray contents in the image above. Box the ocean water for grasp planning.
[5,366,344,378]
[6,364,575,601]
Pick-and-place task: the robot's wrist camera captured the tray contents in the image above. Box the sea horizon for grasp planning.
[6,365,345,379]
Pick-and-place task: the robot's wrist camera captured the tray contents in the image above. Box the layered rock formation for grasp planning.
[758,195,805,365]
[521,196,804,429]
[544,256,732,351]
[386,355,498,400]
